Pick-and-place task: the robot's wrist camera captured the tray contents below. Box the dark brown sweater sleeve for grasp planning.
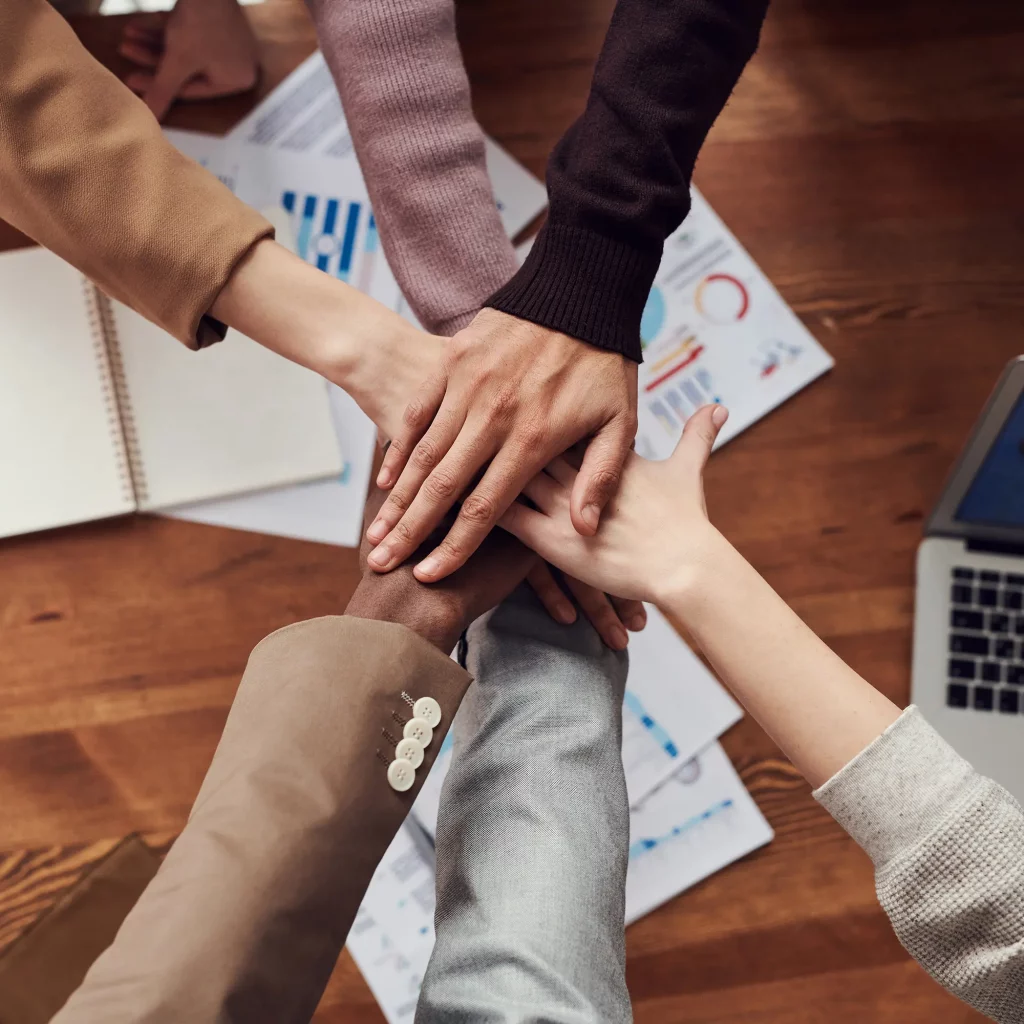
[0,0,273,349]
[487,0,769,362]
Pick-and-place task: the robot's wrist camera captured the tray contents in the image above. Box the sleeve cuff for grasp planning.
[813,706,981,868]
[485,222,660,362]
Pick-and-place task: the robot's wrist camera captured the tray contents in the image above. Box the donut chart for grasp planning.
[694,273,749,324]
[640,286,666,346]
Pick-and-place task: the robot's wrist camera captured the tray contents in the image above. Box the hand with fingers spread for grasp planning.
[365,308,639,584]
[118,0,259,122]
[501,404,730,604]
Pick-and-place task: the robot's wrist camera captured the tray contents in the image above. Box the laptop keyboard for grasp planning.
[947,567,1024,713]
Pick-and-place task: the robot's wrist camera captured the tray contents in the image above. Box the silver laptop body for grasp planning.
[912,356,1024,802]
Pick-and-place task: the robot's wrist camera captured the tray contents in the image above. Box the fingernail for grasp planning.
[712,405,729,427]
[368,544,391,568]
[582,504,600,530]
[416,556,440,579]
[629,613,646,631]
[611,626,629,650]
[366,518,388,543]
[558,604,577,625]
[376,468,393,488]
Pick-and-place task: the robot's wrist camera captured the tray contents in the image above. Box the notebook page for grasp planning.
[0,249,133,539]
[106,301,342,510]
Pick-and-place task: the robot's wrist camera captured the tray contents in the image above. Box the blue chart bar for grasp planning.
[629,799,734,860]
[296,194,317,262]
[624,691,679,759]
[282,191,296,214]
[337,201,362,282]
[317,198,340,272]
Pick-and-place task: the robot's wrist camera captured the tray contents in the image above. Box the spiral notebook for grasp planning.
[0,247,343,540]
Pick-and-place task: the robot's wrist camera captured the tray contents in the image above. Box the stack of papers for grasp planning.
[349,608,773,1022]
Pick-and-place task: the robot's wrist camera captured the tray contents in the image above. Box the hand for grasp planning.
[365,309,638,583]
[119,0,259,122]
[500,404,729,605]
[346,488,537,653]
[526,564,646,651]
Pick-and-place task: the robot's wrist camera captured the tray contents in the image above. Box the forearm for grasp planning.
[0,0,271,348]
[663,528,900,788]
[307,0,517,336]
[488,0,769,359]
[54,616,469,1024]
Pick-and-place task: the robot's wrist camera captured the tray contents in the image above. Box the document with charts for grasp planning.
[634,188,833,461]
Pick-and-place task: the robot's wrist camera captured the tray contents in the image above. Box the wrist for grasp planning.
[650,524,732,620]
[345,579,463,654]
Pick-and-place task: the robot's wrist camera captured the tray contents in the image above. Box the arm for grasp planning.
[52,492,533,1024]
[0,0,270,349]
[365,0,767,583]
[502,406,1024,1022]
[307,0,517,337]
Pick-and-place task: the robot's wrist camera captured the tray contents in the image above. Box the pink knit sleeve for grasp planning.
[306,0,518,337]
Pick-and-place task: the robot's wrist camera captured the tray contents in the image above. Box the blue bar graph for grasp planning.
[629,799,734,860]
[623,691,679,758]
[337,201,362,282]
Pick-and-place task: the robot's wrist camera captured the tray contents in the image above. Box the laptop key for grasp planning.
[974,686,994,711]
[1000,689,1021,714]
[979,588,999,607]
[952,567,975,580]
[1016,616,1024,636]
[951,609,984,630]
[951,584,974,605]
[995,638,1016,659]
[990,612,1011,633]
[948,658,976,679]
[1005,590,1024,611]
[980,570,1002,583]
[1007,666,1024,686]
[950,633,989,656]
[947,683,969,708]
[982,661,1002,682]
[1008,574,1024,587]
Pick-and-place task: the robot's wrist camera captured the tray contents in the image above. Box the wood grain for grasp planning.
[2,0,1021,1019]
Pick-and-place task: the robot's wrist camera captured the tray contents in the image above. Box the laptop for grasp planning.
[912,356,1024,801]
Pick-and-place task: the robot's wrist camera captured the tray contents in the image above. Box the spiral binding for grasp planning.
[83,282,147,507]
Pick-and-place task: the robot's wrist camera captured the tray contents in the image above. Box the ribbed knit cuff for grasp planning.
[485,222,660,363]
[814,706,980,869]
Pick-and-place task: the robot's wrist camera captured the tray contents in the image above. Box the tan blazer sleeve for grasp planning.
[0,0,273,349]
[51,616,471,1024]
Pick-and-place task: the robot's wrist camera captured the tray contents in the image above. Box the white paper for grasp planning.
[625,741,773,923]
[346,824,438,1024]
[226,51,548,240]
[634,188,833,460]
[411,605,741,837]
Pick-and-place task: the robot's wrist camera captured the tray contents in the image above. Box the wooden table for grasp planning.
[2,0,1022,1019]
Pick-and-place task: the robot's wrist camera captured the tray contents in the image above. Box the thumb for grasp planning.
[670,403,728,474]
[569,414,633,536]
[142,53,197,121]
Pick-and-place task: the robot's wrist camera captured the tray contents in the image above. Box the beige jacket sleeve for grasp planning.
[0,0,273,348]
[52,616,471,1024]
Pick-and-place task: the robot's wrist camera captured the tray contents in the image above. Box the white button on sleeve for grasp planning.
[403,717,433,748]
[412,696,442,728]
[387,758,415,792]
[395,737,424,769]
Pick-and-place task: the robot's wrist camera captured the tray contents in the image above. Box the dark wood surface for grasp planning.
[2,0,1023,1019]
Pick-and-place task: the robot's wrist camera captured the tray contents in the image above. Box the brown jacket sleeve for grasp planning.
[0,0,273,348]
[51,616,471,1024]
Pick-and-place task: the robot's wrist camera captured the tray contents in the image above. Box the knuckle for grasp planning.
[403,398,427,429]
[488,387,518,423]
[411,438,441,471]
[588,466,622,494]
[390,519,415,546]
[424,467,459,502]
[460,492,497,526]
[516,422,546,451]
[383,491,409,516]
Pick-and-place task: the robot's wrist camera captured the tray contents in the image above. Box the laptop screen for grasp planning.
[956,391,1024,528]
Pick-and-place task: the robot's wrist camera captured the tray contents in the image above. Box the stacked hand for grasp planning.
[119,0,259,122]
[500,404,730,605]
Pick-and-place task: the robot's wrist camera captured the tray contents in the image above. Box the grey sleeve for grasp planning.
[815,706,1024,1023]
[416,584,632,1024]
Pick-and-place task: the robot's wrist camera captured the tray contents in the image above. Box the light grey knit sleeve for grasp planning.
[814,706,1024,1023]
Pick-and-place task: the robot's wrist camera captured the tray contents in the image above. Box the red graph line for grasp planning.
[644,345,705,392]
